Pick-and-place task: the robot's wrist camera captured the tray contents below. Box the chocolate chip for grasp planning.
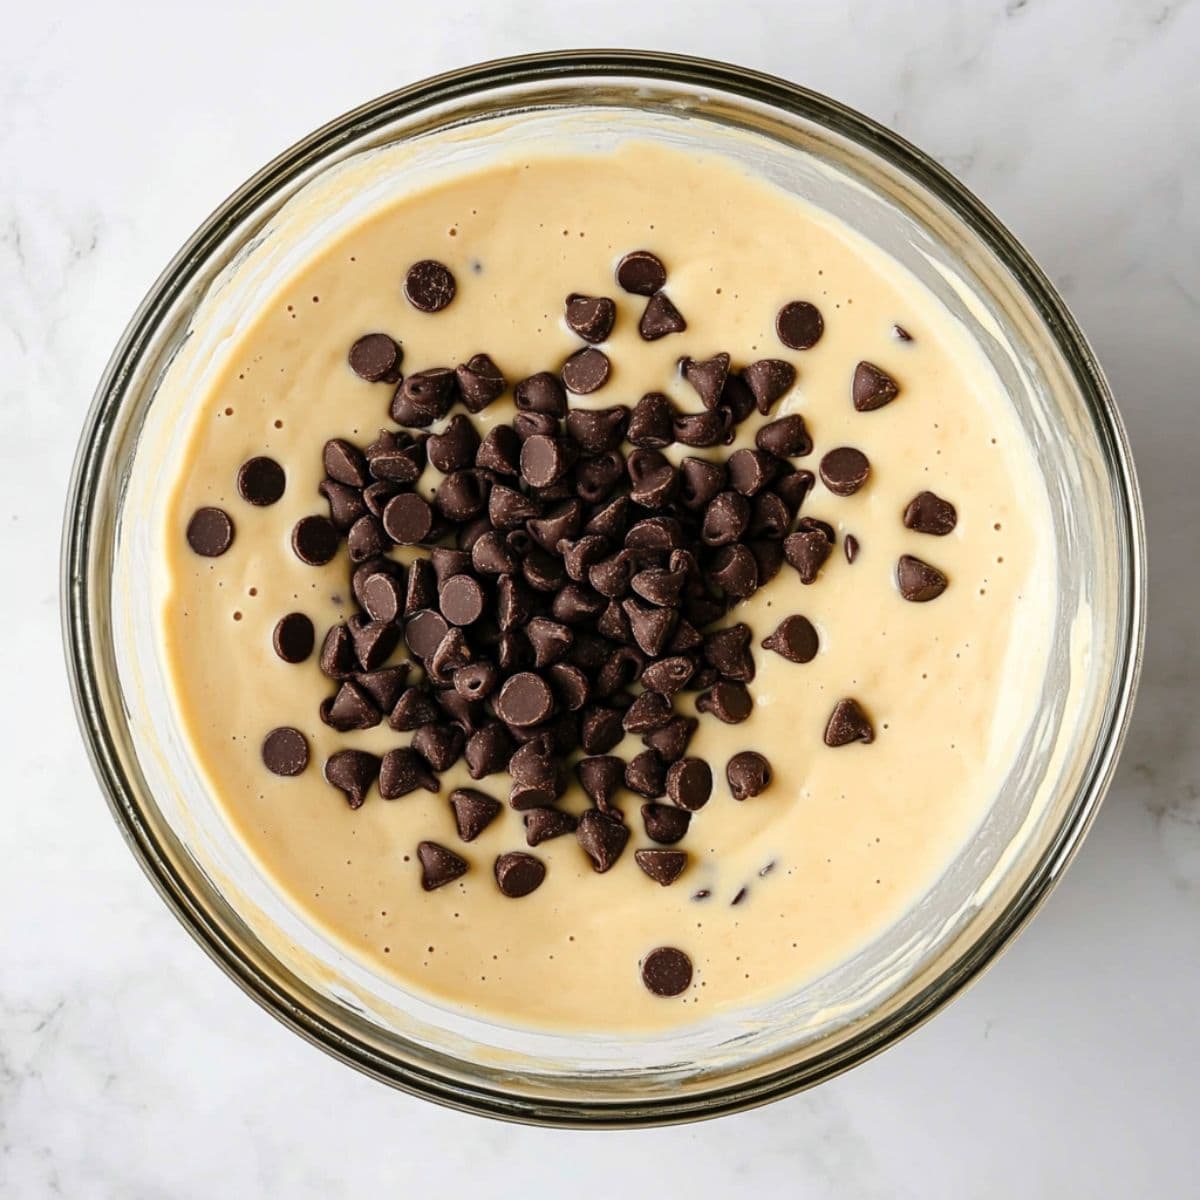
[410,723,462,772]
[574,450,626,504]
[519,435,569,488]
[417,840,467,890]
[436,686,484,731]
[466,531,513,577]
[366,431,427,484]
[820,447,871,497]
[434,470,486,522]
[824,698,875,746]
[783,525,832,584]
[708,543,757,600]
[428,626,473,684]
[424,414,478,475]
[404,260,456,312]
[348,332,403,382]
[378,493,430,545]
[545,661,589,711]
[464,721,513,778]
[894,324,913,342]
[641,656,695,697]
[356,573,399,624]
[565,293,617,342]
[324,749,380,808]
[776,300,824,350]
[719,374,755,424]
[727,751,772,800]
[404,608,449,661]
[236,456,286,507]
[485,485,536,532]
[362,481,400,518]
[773,468,815,516]
[755,414,812,458]
[641,946,692,996]
[449,788,501,842]
[696,680,753,724]
[323,439,370,487]
[565,406,629,456]
[630,567,686,610]
[580,705,624,754]
[456,353,506,412]
[435,574,483,627]
[743,358,796,414]
[262,727,308,777]
[496,574,533,632]
[623,690,673,733]
[616,250,667,295]
[347,514,388,562]
[664,758,711,811]
[524,807,578,846]
[680,353,730,409]
[625,749,667,799]
[527,501,582,554]
[903,491,958,536]
[561,347,611,394]
[495,672,555,727]
[635,848,688,886]
[623,598,677,657]
[318,480,365,532]
[186,507,234,557]
[678,458,726,510]
[391,368,457,427]
[576,809,630,873]
[404,558,437,616]
[639,292,687,341]
[627,392,675,448]
[514,371,567,417]
[349,616,400,671]
[450,662,496,704]
[272,612,315,663]
[576,755,625,813]
[703,623,755,681]
[521,546,567,593]
[641,803,691,844]
[673,408,731,448]
[727,449,778,498]
[666,617,703,654]
[897,554,948,601]
[643,715,697,763]
[356,665,410,712]
[747,493,789,540]
[701,491,751,546]
[844,534,860,563]
[852,361,900,411]
[387,686,439,732]
[290,515,339,565]
[493,851,545,898]
[320,680,379,731]
[584,495,630,541]
[318,624,357,679]
[762,615,819,663]
[380,747,439,798]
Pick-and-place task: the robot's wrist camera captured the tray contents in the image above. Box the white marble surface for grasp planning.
[3,1,1197,1194]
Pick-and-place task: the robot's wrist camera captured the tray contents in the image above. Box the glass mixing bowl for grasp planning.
[61,51,1145,1126]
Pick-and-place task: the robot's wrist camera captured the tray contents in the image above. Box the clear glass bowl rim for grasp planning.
[61,49,1146,1126]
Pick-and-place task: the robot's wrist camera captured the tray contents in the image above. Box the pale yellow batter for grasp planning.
[160,142,1053,1031]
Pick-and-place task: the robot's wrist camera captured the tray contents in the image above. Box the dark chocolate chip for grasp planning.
[673,408,731,448]
[453,661,499,703]
[237,457,286,506]
[186,507,234,557]
[494,851,545,898]
[427,415,480,474]
[743,359,797,414]
[580,705,625,754]
[728,449,778,498]
[894,324,914,342]
[417,841,467,890]
[852,361,900,411]
[525,807,578,846]
[273,612,315,663]
[437,574,484,627]
[576,755,625,813]
[756,414,812,458]
[348,332,403,383]
[428,626,473,684]
[488,484,540,530]
[522,546,568,593]
[709,544,758,599]
[464,721,513,778]
[773,468,815,516]
[897,554,949,601]
[630,566,686,609]
[547,661,590,711]
[356,665,410,712]
[291,515,339,565]
[319,623,357,679]
[783,525,832,584]
[635,848,688,886]
[514,371,567,417]
[824,698,875,746]
[380,747,439,798]
[678,457,726,511]
[565,293,617,342]
[703,624,755,682]
[903,491,958,536]
[680,352,730,409]
[349,616,400,671]
[388,686,440,732]
[627,392,675,448]
[391,368,457,427]
[641,656,696,697]
[625,748,667,799]
[820,447,871,496]
[518,617,568,669]
[496,574,533,632]
[527,500,583,554]
[476,426,520,479]
[358,573,401,624]
[347,514,388,562]
[584,495,630,541]
[616,250,667,295]
[762,615,819,663]
[574,450,626,504]
[641,946,692,996]
[750,491,791,539]
[701,491,751,546]
[623,690,673,733]
[666,618,703,654]
[363,481,400,518]
[469,530,516,577]
[727,751,772,800]
[643,715,697,763]
[567,408,629,458]
[456,353,506,412]
[696,680,753,724]
[436,686,485,731]
[776,300,824,350]
[450,788,501,842]
[844,534,860,563]
[576,809,630,872]
[321,681,381,732]
[404,260,456,312]
[520,434,570,488]
[495,672,555,727]
[641,802,691,845]
[639,292,687,341]
[627,449,677,510]
[719,373,755,424]
[324,749,380,808]
[404,608,449,661]
[262,727,308,777]
[412,722,465,772]
[319,480,366,532]
[366,432,427,484]
[623,598,677,657]
[561,347,611,394]
[323,439,370,487]
[382,493,433,545]
[434,470,487,521]
[404,558,437,616]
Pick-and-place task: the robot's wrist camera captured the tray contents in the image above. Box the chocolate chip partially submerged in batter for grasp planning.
[291,515,339,565]
[903,491,958,536]
[616,249,667,295]
[494,851,546,898]
[641,946,693,996]
[404,260,456,312]
[635,849,688,886]
[186,507,234,557]
[762,614,819,663]
[726,751,772,800]
[897,554,949,601]
[417,840,467,890]
[262,727,309,777]
[273,612,315,663]
[237,456,286,506]
[852,361,900,411]
[776,300,824,350]
[824,698,875,746]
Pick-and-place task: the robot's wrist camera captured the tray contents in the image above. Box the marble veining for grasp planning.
[2,1,1197,1196]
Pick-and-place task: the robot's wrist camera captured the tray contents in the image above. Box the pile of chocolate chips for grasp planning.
[190,251,956,987]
